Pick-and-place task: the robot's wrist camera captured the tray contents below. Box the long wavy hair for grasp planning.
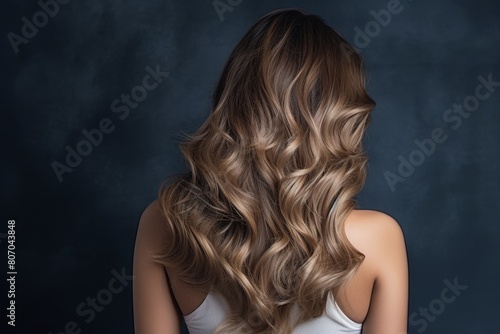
[153,8,376,333]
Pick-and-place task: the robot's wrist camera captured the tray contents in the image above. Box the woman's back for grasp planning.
[134,200,407,333]
[181,290,362,334]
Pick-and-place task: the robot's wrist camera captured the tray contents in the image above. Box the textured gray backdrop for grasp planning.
[2,0,499,333]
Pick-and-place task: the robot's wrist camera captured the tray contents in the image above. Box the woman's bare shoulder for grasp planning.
[344,209,407,274]
[140,199,164,221]
[345,209,405,246]
[135,199,169,258]
[133,198,181,334]
[344,210,409,331]
[338,209,408,329]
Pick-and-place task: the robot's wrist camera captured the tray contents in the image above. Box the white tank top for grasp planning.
[183,290,362,333]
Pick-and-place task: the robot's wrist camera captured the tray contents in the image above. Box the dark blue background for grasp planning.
[2,0,499,333]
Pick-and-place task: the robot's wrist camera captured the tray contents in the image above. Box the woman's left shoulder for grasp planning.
[344,209,407,273]
[344,210,409,331]
[344,209,405,247]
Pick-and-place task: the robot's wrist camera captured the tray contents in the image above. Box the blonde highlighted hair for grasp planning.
[153,8,376,333]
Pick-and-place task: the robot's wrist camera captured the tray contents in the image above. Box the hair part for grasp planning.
[153,7,376,333]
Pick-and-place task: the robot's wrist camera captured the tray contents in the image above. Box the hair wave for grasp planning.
[153,8,376,333]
